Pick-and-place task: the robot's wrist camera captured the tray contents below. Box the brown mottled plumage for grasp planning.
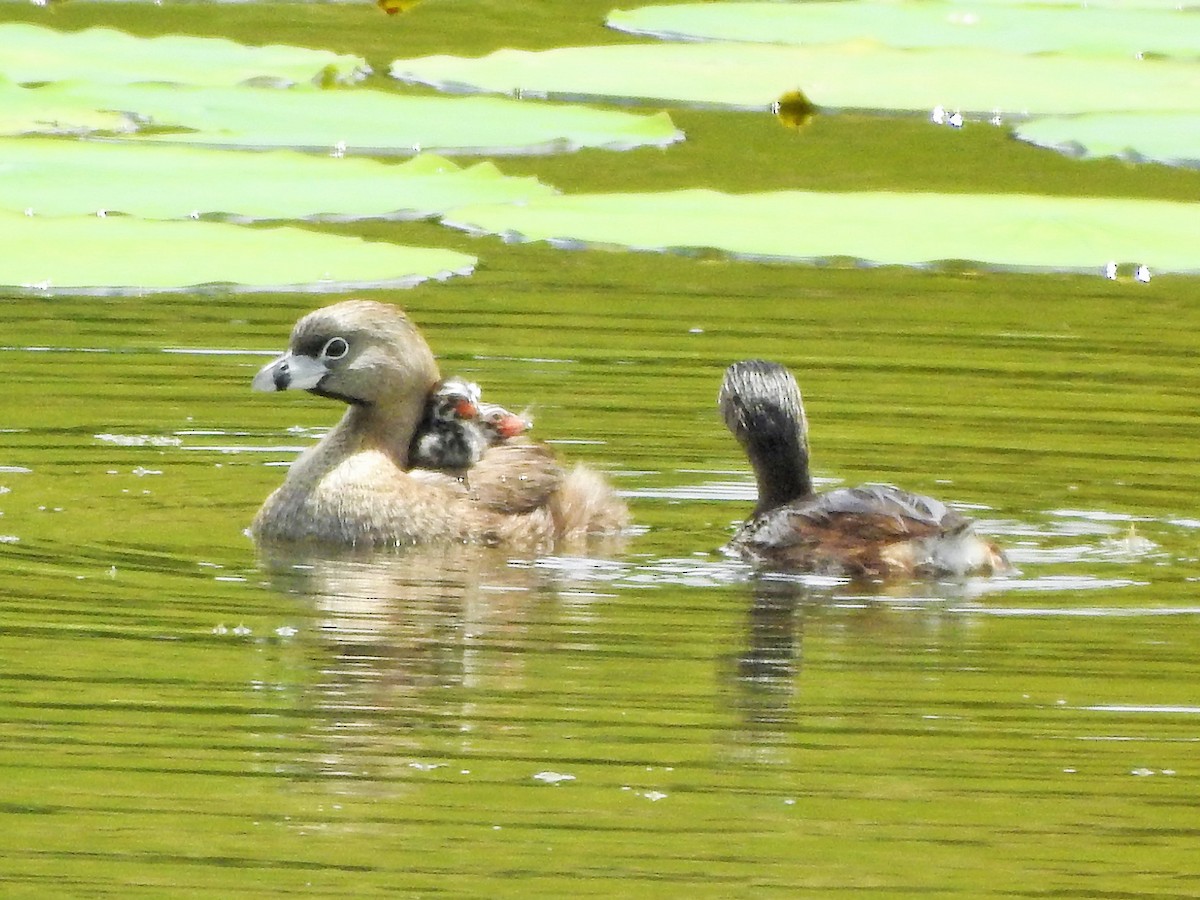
[719,360,1008,579]
[249,300,626,548]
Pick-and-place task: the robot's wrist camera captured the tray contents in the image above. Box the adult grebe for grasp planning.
[250,300,626,547]
[719,359,1008,578]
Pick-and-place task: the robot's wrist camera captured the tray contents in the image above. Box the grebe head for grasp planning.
[426,378,481,424]
[252,300,438,408]
[719,359,814,514]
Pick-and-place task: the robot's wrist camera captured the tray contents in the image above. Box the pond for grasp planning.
[2,2,1200,896]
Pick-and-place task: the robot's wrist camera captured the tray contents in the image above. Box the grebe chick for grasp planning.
[719,359,1008,579]
[249,300,627,547]
[409,378,489,471]
[479,400,531,443]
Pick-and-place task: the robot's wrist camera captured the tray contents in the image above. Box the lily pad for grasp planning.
[390,42,1200,115]
[0,80,682,155]
[0,139,558,220]
[948,0,1194,9]
[0,23,368,87]
[607,2,1200,60]
[0,75,130,135]
[441,189,1200,273]
[1015,113,1200,168]
[0,211,475,294]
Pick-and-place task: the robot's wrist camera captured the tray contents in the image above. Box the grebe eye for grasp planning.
[321,337,349,360]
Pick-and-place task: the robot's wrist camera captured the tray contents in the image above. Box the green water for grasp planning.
[4,2,1200,896]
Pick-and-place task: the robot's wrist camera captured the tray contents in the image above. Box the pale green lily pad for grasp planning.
[0,211,475,294]
[608,2,1200,60]
[0,23,367,87]
[390,43,1200,115]
[1015,113,1200,168]
[0,75,130,135]
[0,80,682,155]
[949,0,1194,9]
[442,190,1200,273]
[0,139,557,220]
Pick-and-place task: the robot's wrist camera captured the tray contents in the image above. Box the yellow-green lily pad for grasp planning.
[949,0,1192,9]
[0,23,367,87]
[390,42,1200,115]
[0,75,129,135]
[608,2,1200,60]
[0,139,557,220]
[1015,113,1200,168]
[0,211,475,294]
[442,189,1200,273]
[1,80,682,154]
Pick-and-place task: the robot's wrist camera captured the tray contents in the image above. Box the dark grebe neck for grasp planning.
[719,360,815,515]
[745,423,812,515]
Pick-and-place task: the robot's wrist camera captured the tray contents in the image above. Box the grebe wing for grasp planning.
[469,441,564,514]
[794,484,969,531]
[730,483,975,568]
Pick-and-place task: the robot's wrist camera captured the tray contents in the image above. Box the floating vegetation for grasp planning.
[0,211,475,294]
[376,0,421,14]
[390,42,1200,115]
[947,0,1195,9]
[0,140,558,221]
[605,3,1200,168]
[1,80,683,155]
[0,24,679,296]
[442,189,1200,274]
[607,2,1200,61]
[1015,112,1200,169]
[773,90,817,131]
[0,75,130,135]
[0,23,368,87]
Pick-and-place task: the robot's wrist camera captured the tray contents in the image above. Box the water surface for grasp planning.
[3,252,1198,895]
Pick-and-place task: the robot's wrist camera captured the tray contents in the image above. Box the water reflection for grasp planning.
[728,578,803,739]
[720,574,987,760]
[246,490,1198,811]
[256,540,623,786]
